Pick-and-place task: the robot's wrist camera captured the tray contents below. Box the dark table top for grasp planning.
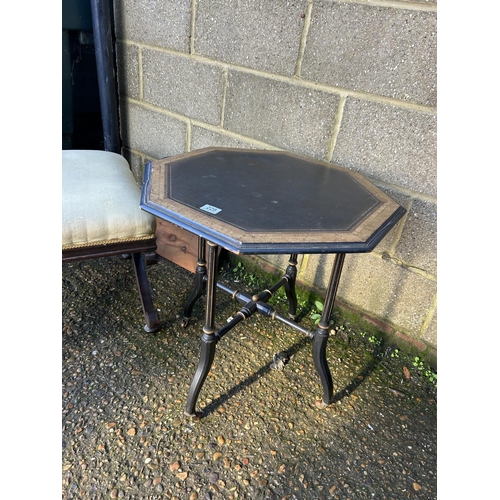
[141,148,406,254]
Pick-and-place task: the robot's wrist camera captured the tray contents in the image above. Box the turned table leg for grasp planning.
[283,254,298,319]
[182,237,207,327]
[185,242,220,416]
[312,253,345,406]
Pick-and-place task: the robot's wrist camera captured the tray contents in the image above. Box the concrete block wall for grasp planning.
[113,0,437,355]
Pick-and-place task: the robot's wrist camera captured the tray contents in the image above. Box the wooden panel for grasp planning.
[155,218,199,273]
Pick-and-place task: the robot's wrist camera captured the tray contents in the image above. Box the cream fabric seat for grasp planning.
[62,150,160,332]
[62,150,155,249]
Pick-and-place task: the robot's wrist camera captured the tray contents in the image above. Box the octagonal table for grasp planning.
[141,147,406,416]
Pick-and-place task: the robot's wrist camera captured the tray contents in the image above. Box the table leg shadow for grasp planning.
[189,334,382,418]
[195,335,310,417]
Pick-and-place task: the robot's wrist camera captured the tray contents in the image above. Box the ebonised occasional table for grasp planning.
[140,147,406,417]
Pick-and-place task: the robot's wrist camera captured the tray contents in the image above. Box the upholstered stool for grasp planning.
[62,150,160,332]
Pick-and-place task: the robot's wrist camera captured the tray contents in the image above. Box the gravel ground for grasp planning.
[62,255,437,500]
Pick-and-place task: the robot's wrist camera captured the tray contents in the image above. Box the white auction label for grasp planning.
[200,204,222,214]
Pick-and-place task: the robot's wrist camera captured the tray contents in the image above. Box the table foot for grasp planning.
[185,410,203,419]
[185,332,218,416]
[315,399,330,409]
[312,327,334,405]
[144,321,159,333]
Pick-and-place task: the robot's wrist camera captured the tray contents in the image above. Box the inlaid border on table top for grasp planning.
[141,148,405,254]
